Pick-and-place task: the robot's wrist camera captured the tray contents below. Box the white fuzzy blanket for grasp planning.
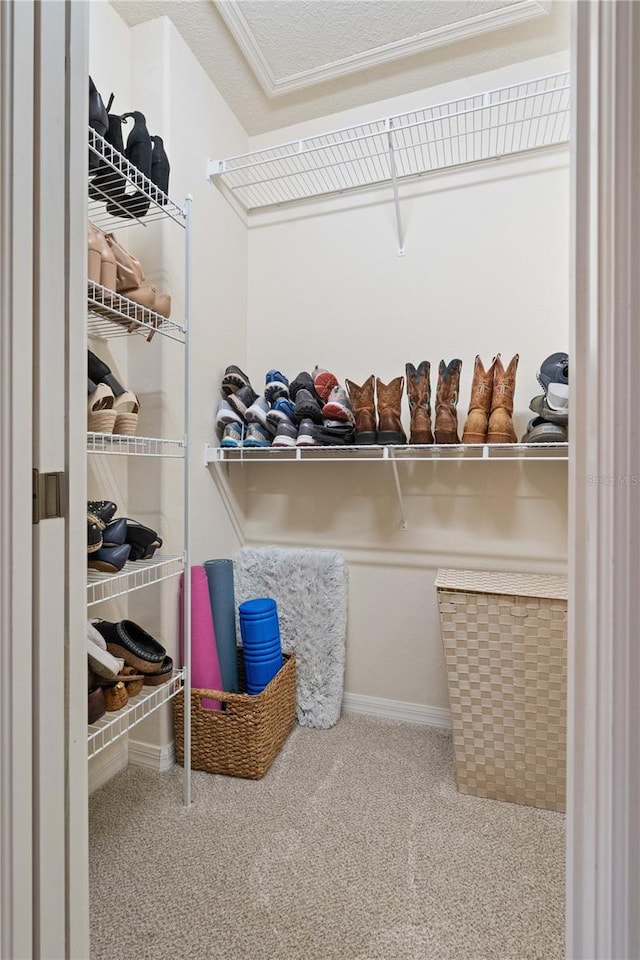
[234,547,347,728]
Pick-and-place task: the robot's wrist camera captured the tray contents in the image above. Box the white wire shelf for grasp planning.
[205,442,569,464]
[87,554,184,607]
[87,432,185,458]
[88,126,185,231]
[208,72,570,212]
[88,669,184,759]
[87,281,184,343]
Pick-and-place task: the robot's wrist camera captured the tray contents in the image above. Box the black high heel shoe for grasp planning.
[88,350,125,398]
[150,135,170,199]
[89,96,127,203]
[122,111,152,179]
[88,77,108,171]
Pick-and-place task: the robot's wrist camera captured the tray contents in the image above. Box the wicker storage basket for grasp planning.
[435,569,567,812]
[173,652,296,780]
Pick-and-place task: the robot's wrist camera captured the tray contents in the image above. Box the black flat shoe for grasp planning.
[123,519,162,561]
[101,517,127,547]
[87,514,103,553]
[87,500,118,526]
[92,619,167,674]
[87,543,131,573]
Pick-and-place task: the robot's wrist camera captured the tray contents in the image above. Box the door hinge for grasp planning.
[32,469,65,524]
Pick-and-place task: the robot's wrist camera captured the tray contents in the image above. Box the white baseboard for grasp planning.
[88,739,129,794]
[342,692,451,729]
[128,738,175,772]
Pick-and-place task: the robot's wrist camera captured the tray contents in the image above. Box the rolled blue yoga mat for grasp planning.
[204,558,239,692]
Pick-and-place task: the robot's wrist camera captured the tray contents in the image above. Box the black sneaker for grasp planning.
[227,383,258,416]
[221,365,251,396]
[293,388,324,424]
[290,371,321,402]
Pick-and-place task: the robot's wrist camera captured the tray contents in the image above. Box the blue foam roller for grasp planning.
[204,559,239,693]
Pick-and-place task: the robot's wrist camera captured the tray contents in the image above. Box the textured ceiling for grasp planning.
[110,0,570,135]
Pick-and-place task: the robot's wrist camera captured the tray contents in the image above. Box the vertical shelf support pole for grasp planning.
[182,195,193,807]
[386,118,406,256]
[386,447,408,530]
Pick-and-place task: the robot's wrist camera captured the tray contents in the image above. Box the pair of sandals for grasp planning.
[87,500,162,573]
[87,350,139,436]
[87,618,173,721]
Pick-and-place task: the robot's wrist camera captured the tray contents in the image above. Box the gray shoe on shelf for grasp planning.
[272,420,297,447]
[296,418,317,447]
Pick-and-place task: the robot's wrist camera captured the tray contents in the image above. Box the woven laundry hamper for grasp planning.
[435,569,567,812]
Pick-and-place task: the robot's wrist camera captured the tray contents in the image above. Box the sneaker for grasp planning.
[264,369,289,403]
[221,364,251,396]
[316,419,356,445]
[220,422,242,447]
[312,365,339,403]
[244,395,271,429]
[289,370,320,402]
[227,383,258,417]
[536,352,569,411]
[296,418,317,446]
[322,384,355,424]
[266,397,296,432]
[215,399,243,439]
[294,388,324,424]
[243,422,271,448]
[272,420,298,447]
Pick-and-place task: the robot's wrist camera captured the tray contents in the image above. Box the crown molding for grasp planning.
[215,0,553,98]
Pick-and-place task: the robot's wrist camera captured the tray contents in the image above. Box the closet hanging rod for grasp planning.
[207,71,570,213]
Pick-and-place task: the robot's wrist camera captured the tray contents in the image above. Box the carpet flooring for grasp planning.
[89,715,565,960]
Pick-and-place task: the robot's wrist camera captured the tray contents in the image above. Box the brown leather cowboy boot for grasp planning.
[461,355,496,444]
[486,354,519,443]
[434,359,462,444]
[376,376,406,445]
[405,361,433,444]
[345,375,377,444]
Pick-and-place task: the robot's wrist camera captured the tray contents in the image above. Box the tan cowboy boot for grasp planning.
[461,355,496,444]
[486,354,519,443]
[434,359,462,444]
[405,361,433,444]
[345,375,377,444]
[376,376,406,445]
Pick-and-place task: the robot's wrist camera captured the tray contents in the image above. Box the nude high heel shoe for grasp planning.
[87,221,103,284]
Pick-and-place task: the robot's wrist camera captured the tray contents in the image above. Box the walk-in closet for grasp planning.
[2,2,639,959]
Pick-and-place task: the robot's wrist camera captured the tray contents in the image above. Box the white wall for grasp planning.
[242,53,570,711]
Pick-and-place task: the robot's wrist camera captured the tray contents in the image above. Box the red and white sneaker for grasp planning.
[312,365,339,403]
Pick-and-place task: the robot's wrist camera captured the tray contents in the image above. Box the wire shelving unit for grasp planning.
[208,72,570,253]
[87,126,192,804]
[88,670,185,760]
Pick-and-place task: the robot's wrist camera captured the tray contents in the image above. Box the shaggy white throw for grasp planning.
[234,547,347,728]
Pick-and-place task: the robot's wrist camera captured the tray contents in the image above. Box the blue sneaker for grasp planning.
[264,369,289,404]
[220,422,242,447]
[243,423,271,448]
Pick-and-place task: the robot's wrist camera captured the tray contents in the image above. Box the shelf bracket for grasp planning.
[386,118,405,257]
[385,447,408,530]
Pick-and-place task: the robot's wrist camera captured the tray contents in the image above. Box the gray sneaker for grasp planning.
[296,418,317,447]
[322,384,355,424]
[272,420,297,447]
[244,395,271,429]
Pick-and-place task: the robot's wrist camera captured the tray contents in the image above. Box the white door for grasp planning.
[0,2,90,957]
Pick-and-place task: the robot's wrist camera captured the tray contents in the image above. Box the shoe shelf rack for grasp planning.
[87,281,185,344]
[87,432,185,458]
[86,555,184,607]
[87,669,185,761]
[206,441,568,530]
[88,126,186,231]
[208,72,570,253]
[87,126,192,802]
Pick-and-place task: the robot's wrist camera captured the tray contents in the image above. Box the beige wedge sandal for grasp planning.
[88,383,117,433]
[113,390,139,436]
